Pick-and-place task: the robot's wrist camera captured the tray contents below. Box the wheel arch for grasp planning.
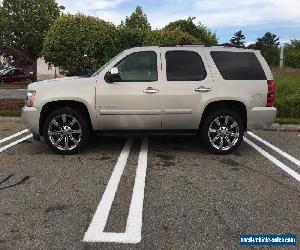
[199,100,247,131]
[39,100,93,136]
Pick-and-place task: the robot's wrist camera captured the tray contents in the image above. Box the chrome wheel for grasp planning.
[48,114,82,151]
[208,115,240,151]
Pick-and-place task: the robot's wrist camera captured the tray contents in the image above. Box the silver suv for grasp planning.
[22,45,277,154]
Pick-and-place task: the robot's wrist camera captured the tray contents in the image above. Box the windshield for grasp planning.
[92,52,124,77]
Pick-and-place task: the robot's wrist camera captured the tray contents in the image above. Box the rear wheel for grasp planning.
[201,109,244,154]
[43,107,90,154]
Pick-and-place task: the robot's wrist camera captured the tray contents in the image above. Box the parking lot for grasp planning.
[0,121,299,250]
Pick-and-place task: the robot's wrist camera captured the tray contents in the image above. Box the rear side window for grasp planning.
[211,51,266,80]
[166,51,207,81]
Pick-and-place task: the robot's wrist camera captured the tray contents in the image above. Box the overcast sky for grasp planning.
[2,0,299,44]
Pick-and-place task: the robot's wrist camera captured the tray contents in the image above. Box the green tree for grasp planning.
[120,6,151,31]
[117,6,151,51]
[249,32,280,66]
[255,32,280,50]
[42,14,118,76]
[0,0,60,73]
[230,30,245,47]
[143,29,200,46]
[284,39,300,68]
[163,17,218,45]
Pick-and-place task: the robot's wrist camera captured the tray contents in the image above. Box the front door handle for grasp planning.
[195,86,211,93]
[144,87,159,94]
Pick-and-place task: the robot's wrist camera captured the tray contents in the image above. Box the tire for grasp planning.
[43,107,91,155]
[200,109,244,155]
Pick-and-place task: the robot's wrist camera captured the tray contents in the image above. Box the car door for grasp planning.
[159,47,215,130]
[95,48,163,130]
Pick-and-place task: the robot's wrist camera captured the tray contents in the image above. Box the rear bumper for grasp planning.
[247,107,277,130]
[21,106,40,137]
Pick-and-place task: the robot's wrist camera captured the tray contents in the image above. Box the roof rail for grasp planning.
[158,43,246,49]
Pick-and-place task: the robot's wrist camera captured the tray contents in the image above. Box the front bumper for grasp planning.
[22,106,40,137]
[247,107,277,130]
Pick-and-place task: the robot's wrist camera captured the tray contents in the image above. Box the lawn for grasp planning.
[0,109,22,117]
[273,67,300,122]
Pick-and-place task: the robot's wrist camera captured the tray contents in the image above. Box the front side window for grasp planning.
[166,51,207,81]
[114,51,158,82]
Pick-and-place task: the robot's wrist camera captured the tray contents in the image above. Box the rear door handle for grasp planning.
[195,86,211,93]
[144,87,159,94]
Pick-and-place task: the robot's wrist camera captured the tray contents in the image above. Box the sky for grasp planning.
[2,0,300,44]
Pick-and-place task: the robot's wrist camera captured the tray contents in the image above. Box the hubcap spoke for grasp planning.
[224,116,229,125]
[209,128,217,133]
[54,135,64,147]
[212,134,220,143]
[229,122,238,130]
[51,119,60,128]
[219,137,224,150]
[62,114,67,125]
[225,136,233,147]
[71,129,82,134]
[69,118,77,127]
[215,118,221,126]
[64,136,69,150]
[69,135,79,145]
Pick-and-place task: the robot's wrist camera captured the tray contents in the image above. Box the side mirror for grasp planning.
[104,67,120,83]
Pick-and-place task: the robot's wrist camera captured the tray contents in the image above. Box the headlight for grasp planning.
[26,90,36,107]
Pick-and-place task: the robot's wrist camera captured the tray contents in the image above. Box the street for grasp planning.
[0,121,299,249]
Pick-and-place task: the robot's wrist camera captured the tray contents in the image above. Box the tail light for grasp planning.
[266,80,275,107]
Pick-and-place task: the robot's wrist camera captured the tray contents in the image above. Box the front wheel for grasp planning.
[43,107,90,154]
[200,109,244,154]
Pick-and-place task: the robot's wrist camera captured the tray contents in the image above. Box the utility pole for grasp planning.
[280,46,284,68]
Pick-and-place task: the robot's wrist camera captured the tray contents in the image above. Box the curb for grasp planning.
[0,117,299,131]
[269,123,300,132]
[0,117,22,122]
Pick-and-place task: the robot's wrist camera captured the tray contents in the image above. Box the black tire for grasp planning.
[43,107,90,155]
[200,109,244,155]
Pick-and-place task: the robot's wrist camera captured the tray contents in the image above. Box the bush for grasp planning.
[285,49,300,68]
[273,68,300,118]
[42,14,118,76]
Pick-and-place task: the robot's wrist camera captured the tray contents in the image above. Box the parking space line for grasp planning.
[84,138,133,242]
[84,137,149,244]
[0,129,29,144]
[0,134,33,153]
[244,137,300,183]
[125,137,148,243]
[247,131,300,167]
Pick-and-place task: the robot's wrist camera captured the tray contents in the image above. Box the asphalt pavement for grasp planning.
[0,121,299,250]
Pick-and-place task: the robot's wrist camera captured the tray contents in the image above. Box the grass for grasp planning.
[273,67,300,122]
[0,109,22,117]
[275,117,300,125]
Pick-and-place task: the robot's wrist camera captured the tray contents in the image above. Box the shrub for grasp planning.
[42,14,118,76]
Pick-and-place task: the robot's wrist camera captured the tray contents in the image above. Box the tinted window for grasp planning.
[211,51,266,80]
[114,51,157,82]
[166,51,207,81]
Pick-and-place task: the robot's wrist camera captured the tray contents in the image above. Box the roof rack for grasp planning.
[159,43,246,49]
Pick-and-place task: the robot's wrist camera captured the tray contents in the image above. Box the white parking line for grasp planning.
[0,134,33,153]
[247,131,300,167]
[126,137,148,243]
[0,129,29,144]
[84,137,149,244]
[244,137,300,183]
